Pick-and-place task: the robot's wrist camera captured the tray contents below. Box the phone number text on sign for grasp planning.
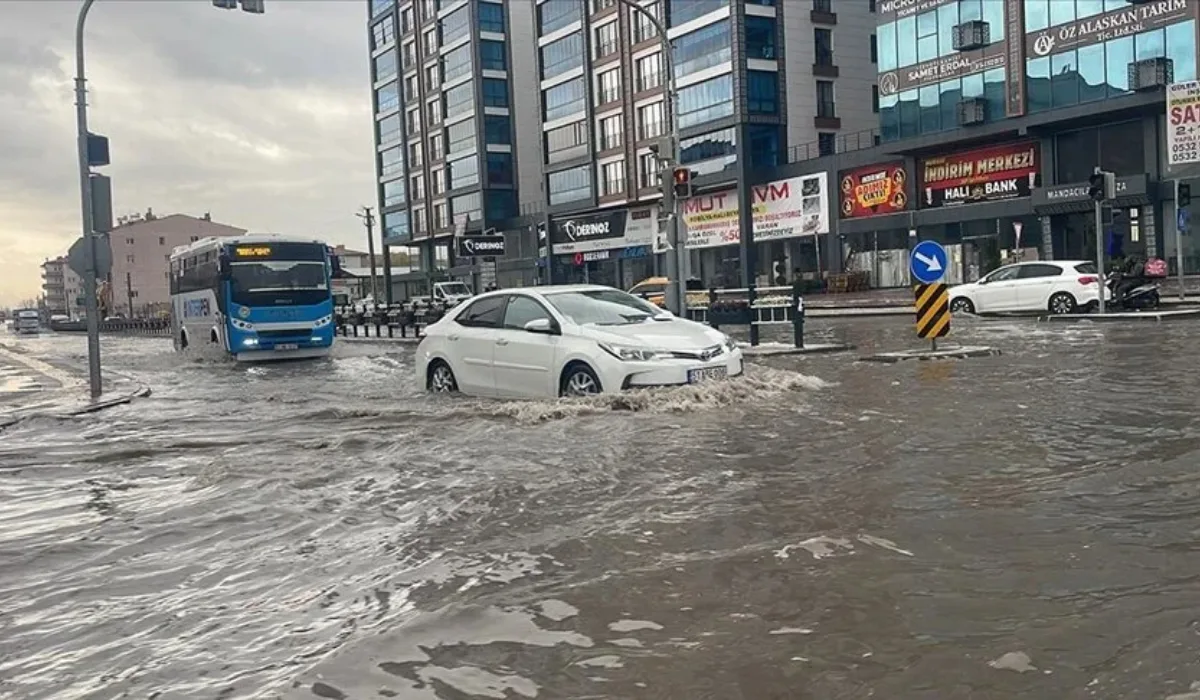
[1168,80,1200,167]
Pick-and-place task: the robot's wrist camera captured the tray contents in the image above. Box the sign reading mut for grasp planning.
[918,141,1039,208]
[1025,0,1194,58]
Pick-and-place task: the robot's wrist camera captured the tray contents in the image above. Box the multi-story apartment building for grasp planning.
[40,257,68,315]
[368,0,542,291]
[766,0,1200,286]
[108,211,246,317]
[533,0,881,288]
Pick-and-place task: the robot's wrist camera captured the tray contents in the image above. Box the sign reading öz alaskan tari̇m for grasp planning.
[1025,0,1195,59]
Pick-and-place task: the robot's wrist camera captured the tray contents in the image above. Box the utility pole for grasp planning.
[357,206,379,301]
[1088,167,1116,315]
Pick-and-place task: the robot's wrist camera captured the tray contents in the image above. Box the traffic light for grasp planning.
[212,0,238,7]
[1088,169,1116,202]
[239,0,265,12]
[672,167,693,199]
[1180,182,1192,208]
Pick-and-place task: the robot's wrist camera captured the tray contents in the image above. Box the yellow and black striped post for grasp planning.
[914,282,950,350]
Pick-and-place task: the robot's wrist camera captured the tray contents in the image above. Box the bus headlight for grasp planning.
[231,318,255,331]
[312,315,333,329]
[242,338,258,347]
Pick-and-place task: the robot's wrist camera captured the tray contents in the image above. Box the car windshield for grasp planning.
[545,288,665,326]
[439,282,471,296]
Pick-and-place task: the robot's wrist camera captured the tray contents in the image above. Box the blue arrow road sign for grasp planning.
[910,240,948,284]
[1179,207,1190,233]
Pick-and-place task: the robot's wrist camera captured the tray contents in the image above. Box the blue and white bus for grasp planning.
[169,235,337,361]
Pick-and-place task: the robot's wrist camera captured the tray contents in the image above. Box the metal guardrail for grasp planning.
[685,284,808,348]
[333,300,454,340]
[787,128,881,164]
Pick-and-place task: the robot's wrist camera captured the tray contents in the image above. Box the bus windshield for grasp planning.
[227,251,329,307]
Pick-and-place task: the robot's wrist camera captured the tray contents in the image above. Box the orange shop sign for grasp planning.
[682,173,829,249]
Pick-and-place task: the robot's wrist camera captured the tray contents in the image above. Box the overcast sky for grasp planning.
[0,0,374,307]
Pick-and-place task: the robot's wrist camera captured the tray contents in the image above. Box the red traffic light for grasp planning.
[673,168,690,185]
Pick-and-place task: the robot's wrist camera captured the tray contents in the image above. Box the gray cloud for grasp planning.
[0,0,376,306]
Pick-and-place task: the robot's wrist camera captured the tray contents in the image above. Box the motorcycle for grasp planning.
[1106,258,1163,311]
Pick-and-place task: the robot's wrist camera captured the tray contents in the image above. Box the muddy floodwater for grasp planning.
[2,317,1200,699]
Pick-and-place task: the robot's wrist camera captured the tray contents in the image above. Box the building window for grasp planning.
[402,41,416,69]
[816,80,835,118]
[482,78,509,107]
[544,77,586,121]
[126,255,135,264]
[404,74,419,102]
[444,80,475,114]
[433,201,449,229]
[401,6,414,33]
[677,74,733,129]
[541,31,584,79]
[480,40,507,71]
[425,64,440,92]
[634,1,660,43]
[814,28,833,66]
[378,114,402,144]
[598,68,621,104]
[429,131,444,161]
[669,0,725,28]
[747,71,777,115]
[372,16,396,51]
[440,5,470,45]
[636,53,663,92]
[594,22,619,60]
[486,152,514,185]
[591,0,616,13]
[637,101,664,140]
[410,172,426,200]
[406,107,420,134]
[478,2,505,32]
[442,43,472,82]
[448,154,480,190]
[380,145,404,177]
[486,191,517,221]
[638,151,659,189]
[451,192,482,223]
[599,114,623,150]
[600,160,625,196]
[870,33,878,64]
[484,115,512,144]
[373,52,397,82]
[375,81,400,113]
[427,98,442,126]
[813,0,831,12]
[408,141,424,168]
[548,165,592,205]
[431,166,446,195]
[673,19,730,79]
[412,207,426,236]
[546,120,589,162]
[383,178,407,207]
[538,0,581,36]
[158,236,166,245]
[447,118,477,155]
[383,210,410,242]
[872,84,880,113]
[818,132,836,157]
[423,27,438,55]
[681,127,736,167]
[745,16,776,60]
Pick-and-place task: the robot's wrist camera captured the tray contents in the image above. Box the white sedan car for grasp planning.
[416,285,744,398]
[948,260,1106,315]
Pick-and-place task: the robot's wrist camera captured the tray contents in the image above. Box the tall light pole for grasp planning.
[613,0,685,315]
[357,206,380,300]
[74,0,264,399]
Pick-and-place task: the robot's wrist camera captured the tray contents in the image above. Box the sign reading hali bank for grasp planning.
[918,141,1039,209]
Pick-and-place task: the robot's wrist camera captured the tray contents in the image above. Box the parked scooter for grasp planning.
[1106,257,1164,311]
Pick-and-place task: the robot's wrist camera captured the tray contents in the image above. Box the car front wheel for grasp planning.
[560,363,602,397]
[1048,292,1077,315]
[949,297,975,314]
[427,360,459,393]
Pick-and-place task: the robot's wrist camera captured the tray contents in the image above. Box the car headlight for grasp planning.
[598,342,668,362]
[722,334,738,351]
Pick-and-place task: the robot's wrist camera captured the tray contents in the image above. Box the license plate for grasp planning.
[274,343,298,351]
[688,366,728,384]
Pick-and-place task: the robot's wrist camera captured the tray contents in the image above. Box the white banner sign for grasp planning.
[1168,80,1200,167]
[681,173,829,250]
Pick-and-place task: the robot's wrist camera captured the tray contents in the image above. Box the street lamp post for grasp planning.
[612,0,686,315]
[74,0,264,400]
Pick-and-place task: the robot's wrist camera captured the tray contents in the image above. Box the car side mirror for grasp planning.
[977,277,988,285]
[524,318,556,334]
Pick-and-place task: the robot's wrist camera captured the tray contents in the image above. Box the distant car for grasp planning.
[416,284,743,399]
[949,260,1108,315]
[627,276,709,309]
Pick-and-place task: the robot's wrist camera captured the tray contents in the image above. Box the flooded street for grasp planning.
[3,317,1200,699]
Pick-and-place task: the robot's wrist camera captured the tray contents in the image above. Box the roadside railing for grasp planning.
[333,300,453,340]
[686,284,808,348]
